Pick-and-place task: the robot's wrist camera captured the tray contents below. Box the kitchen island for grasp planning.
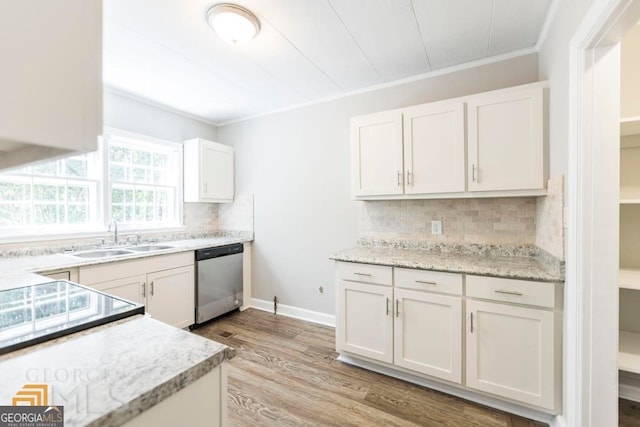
[0,313,234,426]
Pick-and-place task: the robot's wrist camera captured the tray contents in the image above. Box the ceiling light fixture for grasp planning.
[206,3,260,45]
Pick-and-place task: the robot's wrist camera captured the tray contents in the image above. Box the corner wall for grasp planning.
[218,53,540,315]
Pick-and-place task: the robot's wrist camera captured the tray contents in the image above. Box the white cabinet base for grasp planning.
[337,353,556,422]
[123,364,227,427]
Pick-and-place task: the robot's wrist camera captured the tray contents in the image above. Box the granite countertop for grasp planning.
[331,241,564,282]
[0,315,234,427]
[0,233,253,291]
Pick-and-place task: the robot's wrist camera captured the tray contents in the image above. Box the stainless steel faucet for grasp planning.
[108,219,118,244]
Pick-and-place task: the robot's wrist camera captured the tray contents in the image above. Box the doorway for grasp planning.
[567,1,640,426]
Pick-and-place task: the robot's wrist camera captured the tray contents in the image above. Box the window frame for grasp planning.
[0,128,184,243]
[101,127,184,232]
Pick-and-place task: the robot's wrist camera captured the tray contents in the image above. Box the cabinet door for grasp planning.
[336,280,393,363]
[351,111,404,197]
[394,289,462,383]
[466,300,556,409]
[90,275,146,305]
[403,101,465,194]
[467,87,544,192]
[147,266,195,329]
[0,1,101,169]
[201,141,234,202]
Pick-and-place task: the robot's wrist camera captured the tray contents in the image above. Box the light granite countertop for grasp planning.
[331,242,564,282]
[0,233,247,425]
[0,234,252,291]
[0,315,235,427]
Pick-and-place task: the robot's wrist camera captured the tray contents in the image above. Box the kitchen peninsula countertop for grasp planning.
[0,315,234,427]
[331,240,564,282]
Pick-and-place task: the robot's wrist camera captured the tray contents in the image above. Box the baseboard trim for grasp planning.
[620,382,640,402]
[250,298,336,327]
[337,354,558,425]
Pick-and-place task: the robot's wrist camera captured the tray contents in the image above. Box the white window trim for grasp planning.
[102,127,184,232]
[0,128,185,243]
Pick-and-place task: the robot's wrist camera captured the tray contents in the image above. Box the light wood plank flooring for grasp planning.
[194,308,549,426]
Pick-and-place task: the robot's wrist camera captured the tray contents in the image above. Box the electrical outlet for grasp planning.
[431,220,442,235]
[319,286,324,294]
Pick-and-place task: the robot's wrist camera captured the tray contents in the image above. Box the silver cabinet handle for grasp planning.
[396,299,400,317]
[415,280,436,285]
[397,171,402,186]
[353,272,371,277]
[142,282,146,298]
[407,170,412,186]
[470,312,474,333]
[150,281,154,296]
[386,298,390,316]
[203,182,208,193]
[494,289,523,296]
[472,164,476,182]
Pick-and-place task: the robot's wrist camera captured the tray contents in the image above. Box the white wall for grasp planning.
[104,91,218,142]
[218,54,540,315]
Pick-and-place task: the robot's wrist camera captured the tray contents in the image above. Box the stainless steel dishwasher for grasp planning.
[194,243,243,326]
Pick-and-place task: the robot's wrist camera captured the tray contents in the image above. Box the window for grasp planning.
[0,128,183,237]
[104,130,182,228]
[0,154,100,232]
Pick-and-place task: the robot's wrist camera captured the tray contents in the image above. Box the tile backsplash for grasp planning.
[535,175,564,260]
[359,197,537,245]
[183,202,218,233]
[359,177,565,260]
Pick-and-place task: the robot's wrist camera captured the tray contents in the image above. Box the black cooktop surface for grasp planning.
[0,280,144,355]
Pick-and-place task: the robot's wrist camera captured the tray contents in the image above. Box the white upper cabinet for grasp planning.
[351,82,547,200]
[351,111,404,197]
[0,0,102,170]
[403,100,466,194]
[184,139,234,203]
[467,87,544,192]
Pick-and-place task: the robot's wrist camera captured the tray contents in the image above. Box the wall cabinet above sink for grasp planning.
[0,0,102,170]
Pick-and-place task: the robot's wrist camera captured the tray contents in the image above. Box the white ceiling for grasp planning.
[103,0,554,125]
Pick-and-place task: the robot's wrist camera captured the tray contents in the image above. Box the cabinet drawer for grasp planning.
[336,262,392,286]
[466,275,557,308]
[394,268,462,295]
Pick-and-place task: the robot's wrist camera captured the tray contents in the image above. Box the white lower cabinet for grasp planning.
[336,280,393,363]
[79,252,195,329]
[466,300,556,409]
[335,262,562,413]
[336,263,463,383]
[146,266,194,329]
[91,274,146,305]
[394,288,462,383]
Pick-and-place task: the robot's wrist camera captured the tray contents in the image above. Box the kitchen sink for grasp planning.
[126,245,174,252]
[73,249,134,258]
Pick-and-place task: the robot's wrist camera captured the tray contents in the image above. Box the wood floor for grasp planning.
[194,308,549,426]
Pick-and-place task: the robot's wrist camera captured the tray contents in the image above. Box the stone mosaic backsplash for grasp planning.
[535,175,564,260]
[359,197,537,245]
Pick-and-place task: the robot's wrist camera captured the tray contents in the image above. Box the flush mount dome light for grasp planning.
[206,3,260,45]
